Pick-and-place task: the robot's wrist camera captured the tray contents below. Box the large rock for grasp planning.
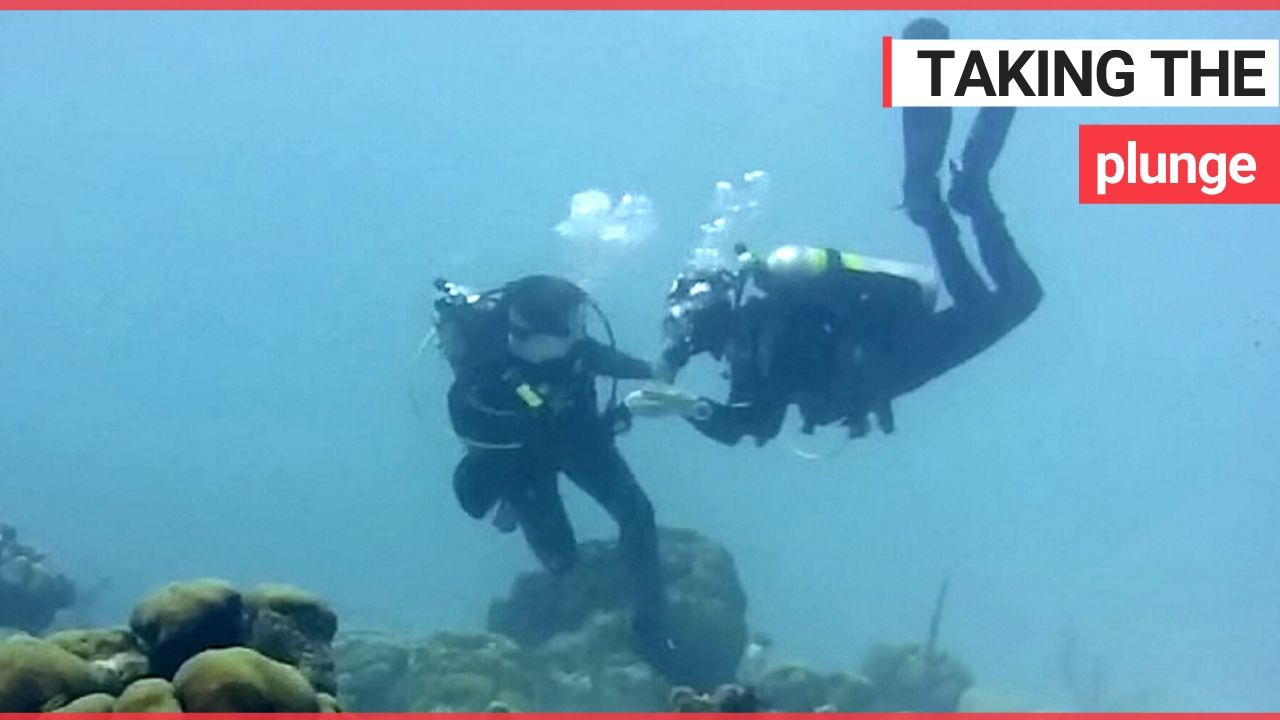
[130,578,245,678]
[244,584,338,693]
[0,523,77,634]
[488,527,748,689]
[173,646,320,712]
[0,636,110,712]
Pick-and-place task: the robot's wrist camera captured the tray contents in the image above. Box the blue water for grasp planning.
[2,9,1278,710]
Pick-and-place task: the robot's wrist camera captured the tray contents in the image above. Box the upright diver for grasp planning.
[432,274,681,677]
[630,19,1043,447]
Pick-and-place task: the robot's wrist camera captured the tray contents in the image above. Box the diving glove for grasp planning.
[624,385,712,420]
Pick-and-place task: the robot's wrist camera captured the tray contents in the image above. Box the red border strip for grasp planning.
[882,35,893,108]
[1,0,1279,8]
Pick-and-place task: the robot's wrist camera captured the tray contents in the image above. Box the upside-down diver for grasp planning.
[630,19,1043,448]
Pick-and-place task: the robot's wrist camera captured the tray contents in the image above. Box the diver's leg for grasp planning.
[948,107,1043,313]
[452,450,511,520]
[562,439,663,616]
[561,437,671,666]
[901,18,989,306]
[508,463,578,575]
[957,107,1016,189]
[886,108,1043,398]
[901,18,952,226]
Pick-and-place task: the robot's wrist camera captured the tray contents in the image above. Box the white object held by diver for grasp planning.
[624,384,712,420]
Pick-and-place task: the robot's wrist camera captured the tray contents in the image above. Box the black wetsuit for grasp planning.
[662,186,1042,447]
[447,334,666,631]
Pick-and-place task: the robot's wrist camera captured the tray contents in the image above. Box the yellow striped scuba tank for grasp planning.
[745,244,939,315]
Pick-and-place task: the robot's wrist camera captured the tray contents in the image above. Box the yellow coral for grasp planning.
[0,636,109,712]
[115,677,182,712]
[172,646,320,712]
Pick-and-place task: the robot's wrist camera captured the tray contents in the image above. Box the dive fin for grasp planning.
[949,107,1016,217]
[901,18,953,227]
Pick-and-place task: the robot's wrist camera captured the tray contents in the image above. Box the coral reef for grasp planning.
[0,579,340,712]
[0,527,987,714]
[336,628,533,712]
[861,642,973,712]
[129,578,246,678]
[670,683,764,712]
[48,692,114,713]
[113,677,183,712]
[0,635,112,712]
[317,691,342,712]
[333,629,412,710]
[243,584,338,694]
[530,610,668,711]
[172,647,321,712]
[46,627,149,692]
[405,630,533,712]
[489,527,749,690]
[335,621,668,712]
[0,523,76,634]
[665,644,968,714]
[755,663,830,711]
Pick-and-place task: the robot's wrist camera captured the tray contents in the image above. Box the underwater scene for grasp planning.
[1,9,1278,713]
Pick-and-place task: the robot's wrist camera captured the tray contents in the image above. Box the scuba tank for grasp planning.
[739,243,939,317]
[431,278,506,376]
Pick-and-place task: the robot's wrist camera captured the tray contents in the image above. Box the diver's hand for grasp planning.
[651,357,679,385]
[624,384,712,420]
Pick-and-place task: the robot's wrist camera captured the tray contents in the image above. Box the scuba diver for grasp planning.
[629,19,1043,448]
[431,274,678,674]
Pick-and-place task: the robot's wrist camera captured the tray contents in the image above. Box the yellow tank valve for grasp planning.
[515,384,544,409]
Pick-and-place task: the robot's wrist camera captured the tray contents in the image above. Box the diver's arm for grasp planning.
[653,339,693,383]
[683,401,755,446]
[581,338,655,380]
[626,360,783,445]
[684,390,788,447]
